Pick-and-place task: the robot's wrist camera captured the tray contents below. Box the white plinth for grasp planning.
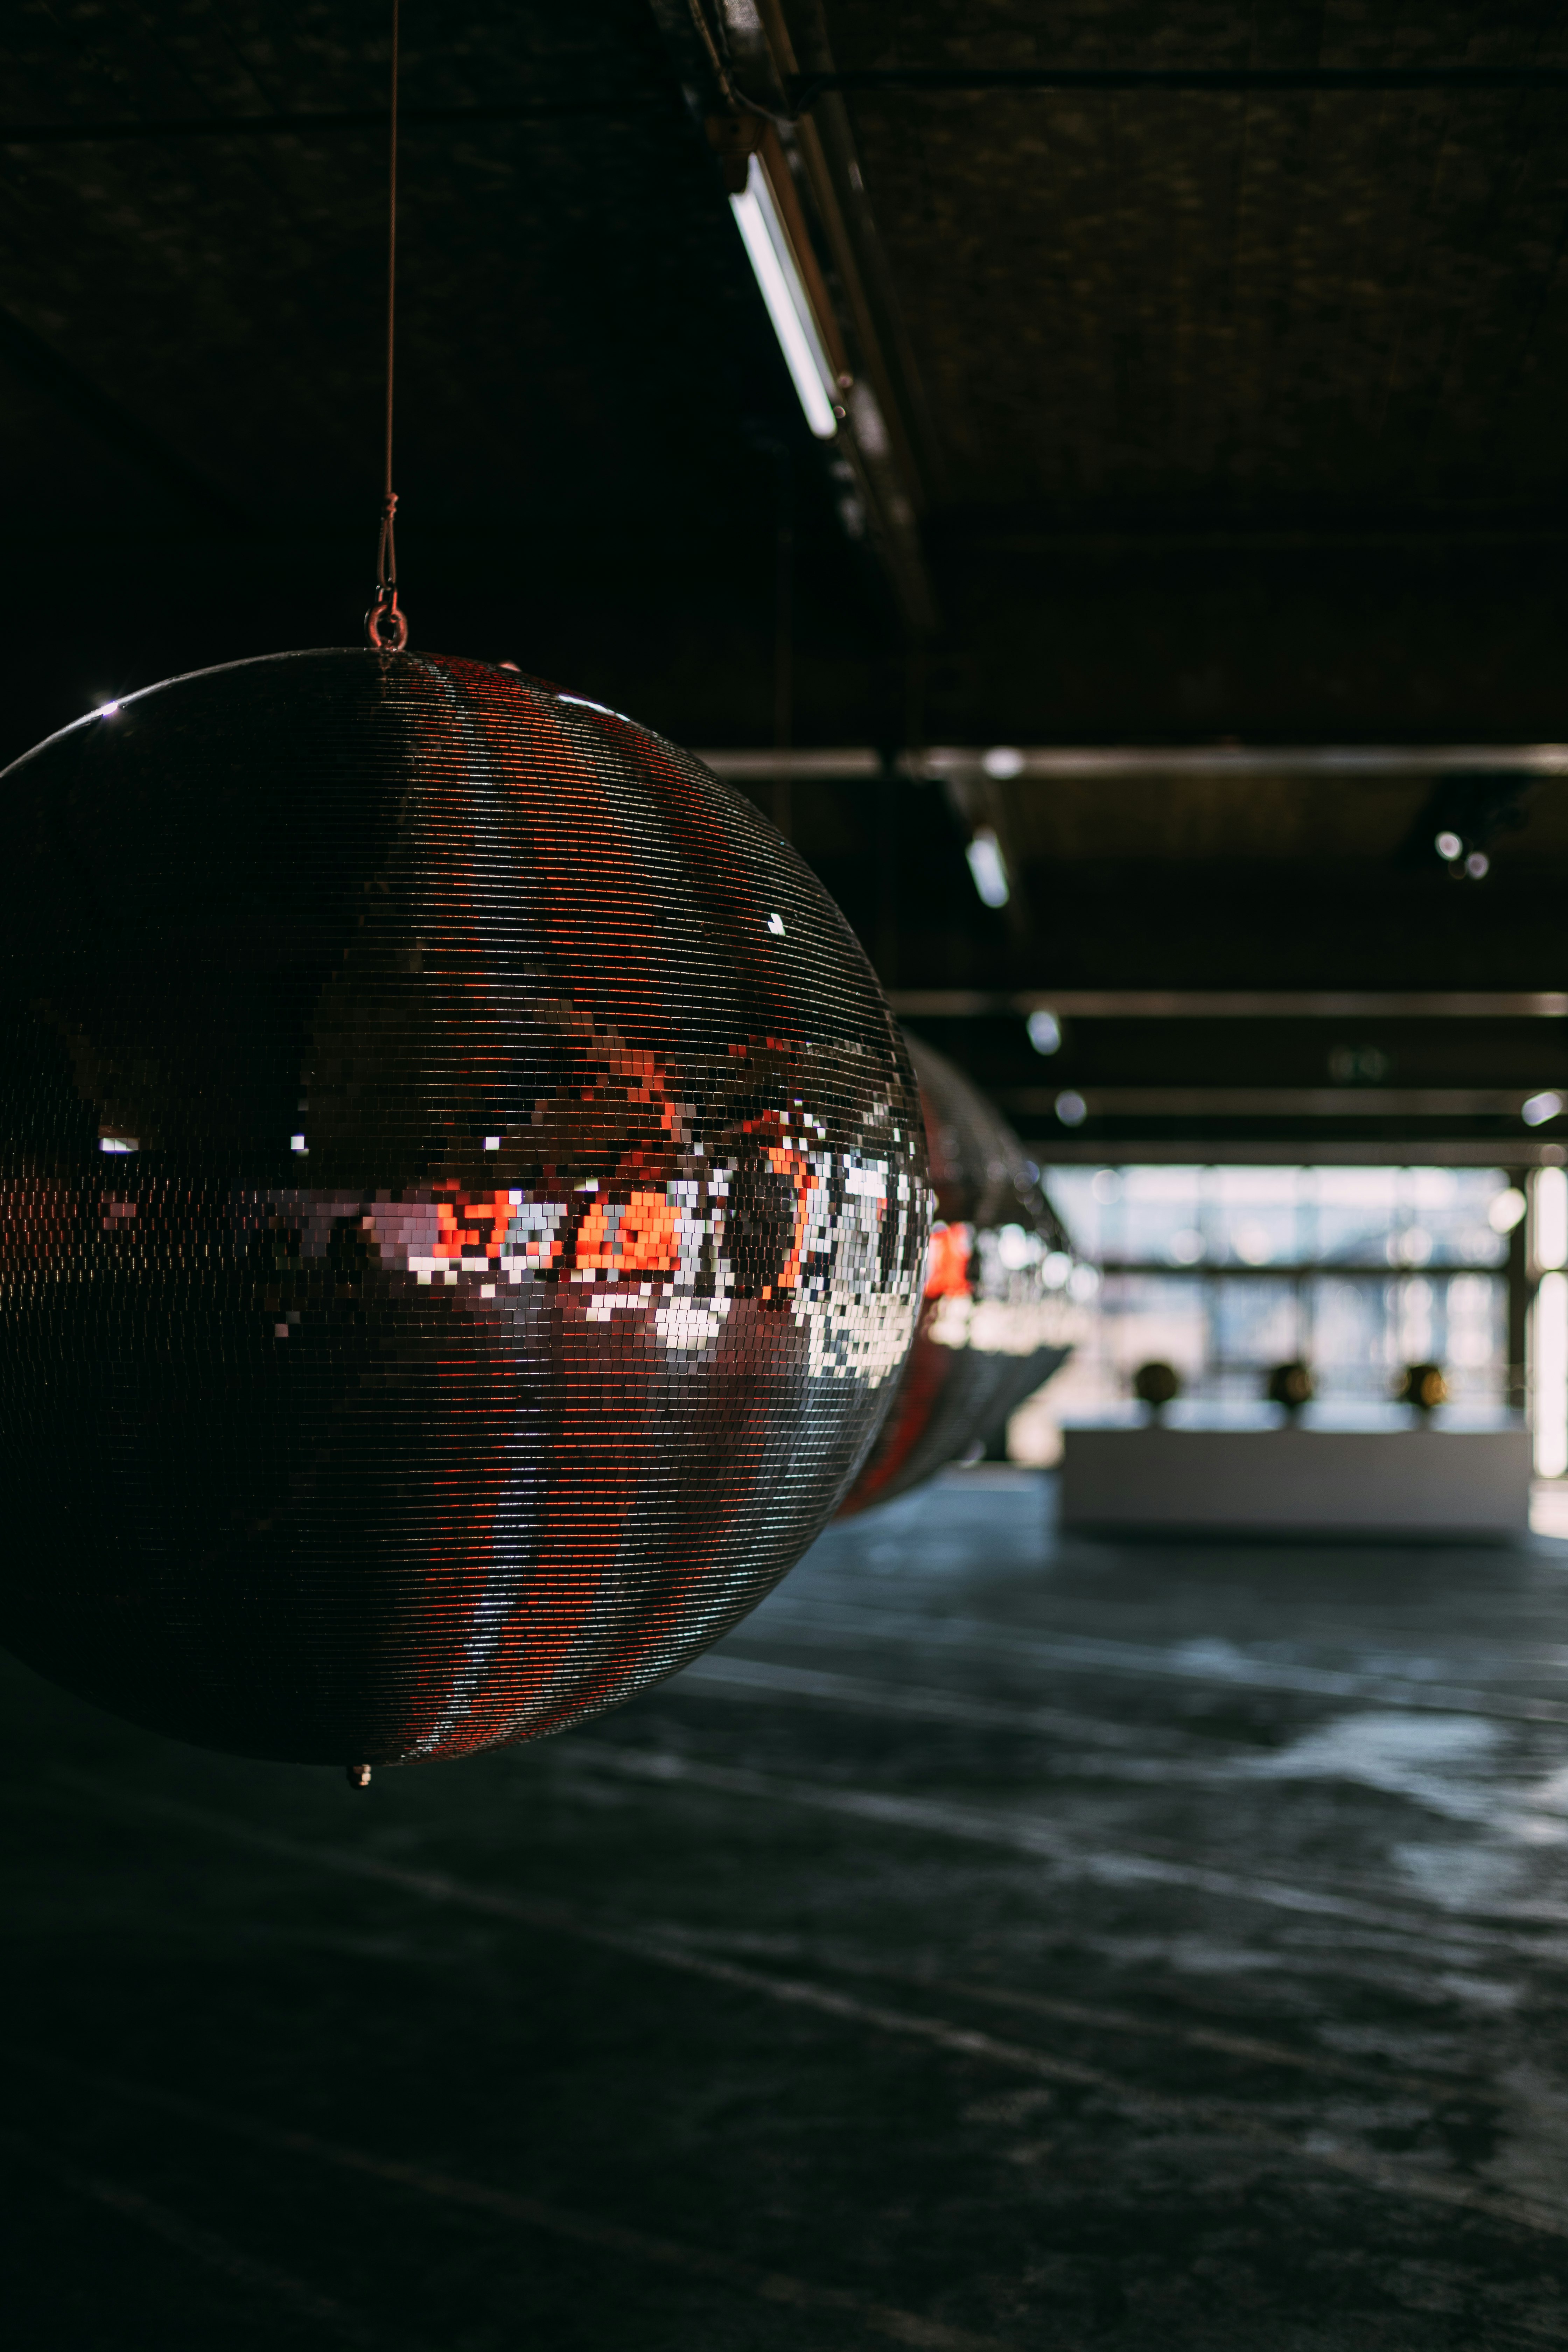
[1059,1424,1531,1538]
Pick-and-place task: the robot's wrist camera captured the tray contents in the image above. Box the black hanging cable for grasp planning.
[366,0,407,651]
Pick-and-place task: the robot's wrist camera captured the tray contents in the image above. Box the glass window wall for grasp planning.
[1014,1165,1522,1449]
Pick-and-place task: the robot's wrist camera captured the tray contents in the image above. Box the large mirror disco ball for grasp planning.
[0,651,930,1766]
[838,1032,1077,1515]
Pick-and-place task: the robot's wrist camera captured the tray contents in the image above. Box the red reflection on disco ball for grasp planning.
[0,652,930,1765]
[838,1032,1074,1514]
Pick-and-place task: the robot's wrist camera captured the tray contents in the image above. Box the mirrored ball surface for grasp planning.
[0,652,930,1763]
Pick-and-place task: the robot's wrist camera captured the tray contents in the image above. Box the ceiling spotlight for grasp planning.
[1055,1090,1087,1127]
[1328,1043,1390,1084]
[1026,1009,1062,1056]
[1434,830,1463,861]
[729,155,838,440]
[1523,1091,1563,1128]
[1465,850,1490,880]
[965,826,1010,908]
[982,746,1025,779]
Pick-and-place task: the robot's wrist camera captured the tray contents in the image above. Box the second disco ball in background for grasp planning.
[838,1032,1079,1514]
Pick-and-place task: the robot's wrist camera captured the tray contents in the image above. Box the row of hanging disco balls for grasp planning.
[838,1032,1080,1515]
[0,650,931,1768]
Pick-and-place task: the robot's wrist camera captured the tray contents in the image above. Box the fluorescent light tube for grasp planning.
[965,826,1010,908]
[730,156,838,440]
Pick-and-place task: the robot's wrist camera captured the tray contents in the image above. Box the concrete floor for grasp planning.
[7,1468,1568,2349]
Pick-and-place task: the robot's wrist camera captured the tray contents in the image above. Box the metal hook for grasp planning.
[366,491,407,648]
[366,589,408,652]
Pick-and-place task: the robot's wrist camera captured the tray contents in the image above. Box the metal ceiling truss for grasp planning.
[700,745,1568,781]
[646,0,937,636]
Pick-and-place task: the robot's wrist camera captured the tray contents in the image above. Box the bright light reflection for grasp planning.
[1490,1186,1527,1234]
[1524,1091,1563,1128]
[1026,1008,1062,1055]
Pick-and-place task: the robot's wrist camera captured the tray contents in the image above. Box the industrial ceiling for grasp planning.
[4,1,1566,1157]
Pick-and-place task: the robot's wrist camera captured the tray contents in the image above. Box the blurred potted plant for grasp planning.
[1397,1362,1448,1415]
[1265,1360,1315,1418]
[1133,1360,1181,1419]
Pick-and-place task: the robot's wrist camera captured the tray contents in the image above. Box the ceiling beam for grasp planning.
[889,992,1568,1019]
[645,0,937,635]
[0,102,653,144]
[1029,1139,1563,1168]
[1001,1088,1562,1119]
[706,746,885,779]
[700,744,1568,780]
[760,3,947,503]
[1094,1259,1512,1280]
[922,747,1568,781]
[789,65,1568,110]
